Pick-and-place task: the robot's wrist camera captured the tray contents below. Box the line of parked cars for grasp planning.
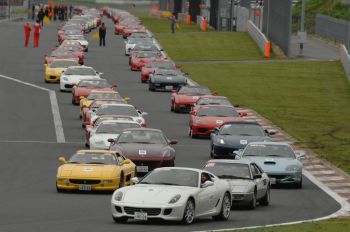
[48,6,305,225]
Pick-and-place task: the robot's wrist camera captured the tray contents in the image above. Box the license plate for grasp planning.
[79,184,91,191]
[165,85,173,90]
[134,211,147,220]
[270,178,276,185]
[137,166,148,173]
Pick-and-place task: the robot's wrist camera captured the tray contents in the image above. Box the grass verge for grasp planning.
[227,218,350,232]
[181,61,350,174]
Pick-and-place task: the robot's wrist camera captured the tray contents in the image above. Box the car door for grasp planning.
[251,164,266,199]
[196,172,217,216]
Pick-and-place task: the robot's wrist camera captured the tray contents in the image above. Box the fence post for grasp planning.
[201,17,207,31]
[186,14,190,25]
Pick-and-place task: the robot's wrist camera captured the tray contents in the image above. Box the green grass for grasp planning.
[155,32,264,61]
[139,15,202,33]
[181,61,350,174]
[227,218,350,232]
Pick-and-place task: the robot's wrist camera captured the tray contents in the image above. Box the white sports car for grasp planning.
[89,119,141,150]
[66,35,89,51]
[111,167,231,224]
[60,66,102,92]
[90,103,147,127]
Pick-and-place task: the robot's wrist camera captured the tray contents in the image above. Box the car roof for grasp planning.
[206,159,252,165]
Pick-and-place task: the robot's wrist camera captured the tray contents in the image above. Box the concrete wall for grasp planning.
[340,44,350,80]
[316,14,350,47]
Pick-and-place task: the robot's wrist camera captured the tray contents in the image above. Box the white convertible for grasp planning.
[89,119,141,150]
[111,167,231,224]
[60,66,102,92]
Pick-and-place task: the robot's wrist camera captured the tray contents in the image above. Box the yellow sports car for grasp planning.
[79,90,130,118]
[44,59,78,83]
[56,150,136,192]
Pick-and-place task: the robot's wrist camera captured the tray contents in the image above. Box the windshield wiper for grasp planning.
[218,175,249,180]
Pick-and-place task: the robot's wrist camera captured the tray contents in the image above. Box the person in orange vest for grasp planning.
[33,20,41,48]
[24,22,31,48]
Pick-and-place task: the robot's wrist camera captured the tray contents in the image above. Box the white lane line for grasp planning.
[0,74,65,143]
[0,140,80,144]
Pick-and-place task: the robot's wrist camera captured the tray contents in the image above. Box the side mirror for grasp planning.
[107,138,115,143]
[79,96,85,100]
[296,151,306,159]
[98,72,103,76]
[253,174,262,179]
[265,129,276,136]
[233,150,242,158]
[211,91,218,96]
[190,111,195,115]
[201,180,214,188]
[211,127,219,134]
[141,112,148,116]
[44,64,48,68]
[112,84,117,88]
[235,154,242,160]
[61,70,65,73]
[131,177,139,184]
[175,64,181,69]
[58,156,67,164]
[239,112,247,117]
[121,159,131,165]
[124,97,130,102]
[169,140,178,145]
[171,89,177,93]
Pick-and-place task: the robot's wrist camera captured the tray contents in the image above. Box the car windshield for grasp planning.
[96,105,139,117]
[66,30,82,35]
[145,61,175,69]
[139,169,199,187]
[78,80,111,88]
[50,51,72,57]
[197,97,231,106]
[50,60,78,68]
[87,92,122,100]
[130,33,149,38]
[68,152,117,164]
[243,144,296,158]
[155,69,181,76]
[197,107,239,117]
[117,130,167,144]
[96,122,140,134]
[219,124,266,136]
[136,52,160,58]
[65,67,96,76]
[178,86,211,95]
[204,162,251,179]
[61,46,80,52]
[133,44,157,51]
[68,35,85,40]
[128,38,152,44]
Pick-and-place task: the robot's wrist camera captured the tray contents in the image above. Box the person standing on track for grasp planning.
[24,22,31,48]
[33,20,41,48]
[37,8,45,26]
[99,22,106,47]
[170,14,176,33]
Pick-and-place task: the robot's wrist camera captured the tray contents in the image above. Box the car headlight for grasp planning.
[285,164,301,172]
[62,76,68,81]
[217,138,225,144]
[168,194,181,204]
[102,180,113,184]
[58,178,69,183]
[114,191,123,201]
[195,119,205,124]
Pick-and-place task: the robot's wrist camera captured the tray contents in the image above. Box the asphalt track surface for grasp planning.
[0,19,340,232]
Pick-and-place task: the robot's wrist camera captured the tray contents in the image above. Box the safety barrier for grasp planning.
[246,20,271,58]
[340,45,350,81]
[196,15,207,32]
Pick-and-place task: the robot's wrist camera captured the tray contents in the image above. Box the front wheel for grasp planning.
[259,187,270,206]
[182,199,195,225]
[213,192,231,221]
[295,176,303,189]
[248,190,257,209]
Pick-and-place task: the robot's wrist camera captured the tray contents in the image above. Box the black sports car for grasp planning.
[210,121,275,159]
[148,69,187,91]
[109,128,177,175]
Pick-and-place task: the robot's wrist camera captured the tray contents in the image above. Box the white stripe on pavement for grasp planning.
[0,74,65,143]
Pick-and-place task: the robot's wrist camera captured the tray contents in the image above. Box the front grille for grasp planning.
[115,206,122,213]
[124,207,161,216]
[49,76,57,79]
[163,208,172,215]
[69,179,100,185]
[198,128,208,133]
[268,175,289,180]
[232,194,245,200]
[65,84,73,88]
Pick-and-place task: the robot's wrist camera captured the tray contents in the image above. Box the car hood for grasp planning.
[91,133,120,143]
[116,143,167,158]
[122,184,195,205]
[152,75,187,83]
[62,75,100,81]
[46,67,66,75]
[242,156,302,173]
[218,135,271,147]
[224,179,254,193]
[59,164,117,178]
[194,116,241,126]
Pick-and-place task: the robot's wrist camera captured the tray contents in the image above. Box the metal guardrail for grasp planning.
[340,44,350,80]
[247,20,270,58]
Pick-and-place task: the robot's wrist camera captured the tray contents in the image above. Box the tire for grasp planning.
[259,187,270,206]
[56,183,64,193]
[71,97,76,105]
[171,101,174,112]
[85,141,89,148]
[112,216,128,223]
[148,83,155,91]
[182,199,195,225]
[210,145,214,158]
[213,192,231,221]
[295,176,303,189]
[248,190,257,209]
[119,173,124,189]
[141,79,146,83]
[173,102,178,113]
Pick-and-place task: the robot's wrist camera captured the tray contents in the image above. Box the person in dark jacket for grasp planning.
[99,22,107,47]
[37,9,45,26]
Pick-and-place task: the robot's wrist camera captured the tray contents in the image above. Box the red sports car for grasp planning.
[140,60,178,83]
[130,51,165,71]
[115,20,140,34]
[45,49,83,65]
[171,86,216,113]
[189,105,245,138]
[57,25,83,41]
[191,95,234,114]
[71,79,117,105]
[58,29,84,43]
[121,25,146,39]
